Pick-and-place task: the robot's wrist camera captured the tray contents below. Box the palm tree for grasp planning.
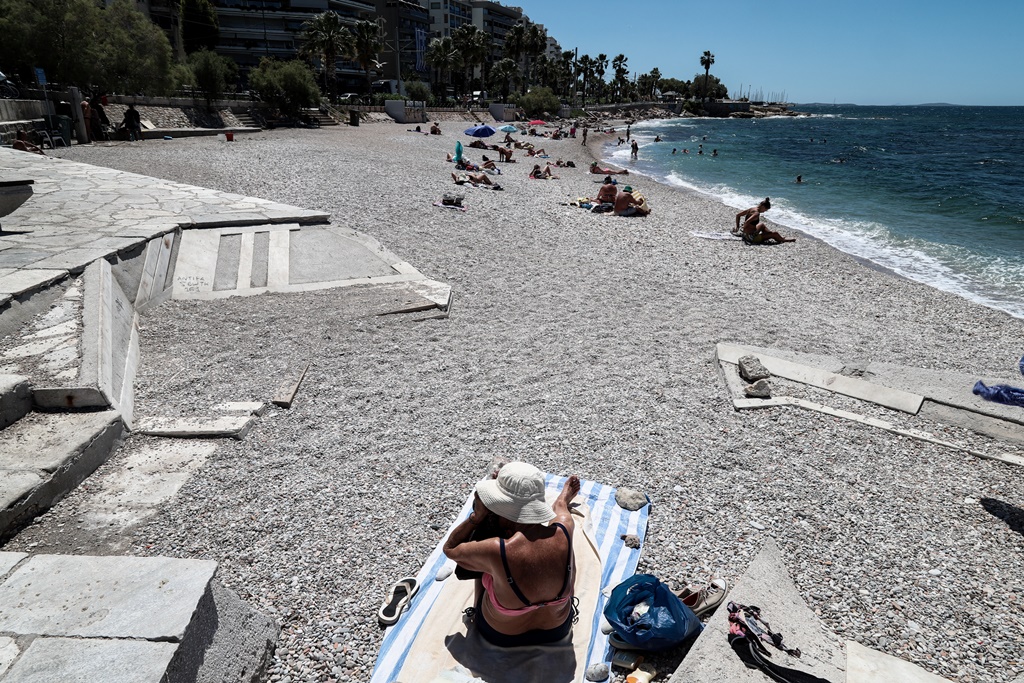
[489,57,517,102]
[452,24,488,95]
[700,50,715,102]
[649,67,661,100]
[426,36,461,102]
[300,12,350,102]
[611,54,628,102]
[595,53,608,103]
[525,23,546,88]
[348,20,385,96]
[577,54,595,105]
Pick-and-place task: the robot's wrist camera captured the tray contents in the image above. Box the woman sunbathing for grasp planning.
[590,162,628,175]
[525,148,548,157]
[444,463,580,647]
[530,164,558,179]
[452,171,495,186]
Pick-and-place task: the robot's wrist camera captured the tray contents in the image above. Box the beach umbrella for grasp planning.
[463,124,496,138]
[528,119,546,126]
[498,124,517,132]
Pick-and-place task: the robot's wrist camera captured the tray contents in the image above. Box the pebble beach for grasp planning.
[9,121,1024,682]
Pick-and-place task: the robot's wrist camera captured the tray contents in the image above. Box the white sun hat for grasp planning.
[475,462,556,525]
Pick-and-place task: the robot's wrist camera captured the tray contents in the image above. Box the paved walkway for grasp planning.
[0,148,327,300]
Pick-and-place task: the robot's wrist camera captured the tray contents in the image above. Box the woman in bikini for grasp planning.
[444,463,580,647]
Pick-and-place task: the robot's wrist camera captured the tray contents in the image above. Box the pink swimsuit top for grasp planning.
[481,522,574,616]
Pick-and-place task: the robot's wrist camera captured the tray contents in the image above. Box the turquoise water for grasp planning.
[612,105,1024,318]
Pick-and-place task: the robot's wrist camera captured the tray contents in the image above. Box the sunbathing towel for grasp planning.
[371,475,649,683]
[433,201,468,212]
[691,231,742,240]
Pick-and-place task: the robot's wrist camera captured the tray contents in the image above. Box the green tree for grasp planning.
[425,36,461,101]
[611,54,629,102]
[97,0,174,94]
[518,85,559,118]
[188,48,236,109]
[452,24,488,94]
[180,0,218,54]
[404,80,430,102]
[248,58,321,116]
[594,53,608,103]
[525,23,546,88]
[0,0,103,86]
[347,19,384,95]
[489,57,517,102]
[700,50,715,101]
[692,72,727,100]
[576,54,595,106]
[300,12,351,102]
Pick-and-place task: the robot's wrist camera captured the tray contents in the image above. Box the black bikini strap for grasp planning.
[552,522,573,599]
[498,537,533,607]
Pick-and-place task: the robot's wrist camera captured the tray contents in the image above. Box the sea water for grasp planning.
[612,105,1024,319]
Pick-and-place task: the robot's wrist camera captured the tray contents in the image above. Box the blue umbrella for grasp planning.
[498,124,518,133]
[464,124,496,138]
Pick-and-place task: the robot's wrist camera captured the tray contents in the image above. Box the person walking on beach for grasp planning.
[581,127,588,146]
[630,140,639,159]
[734,198,795,243]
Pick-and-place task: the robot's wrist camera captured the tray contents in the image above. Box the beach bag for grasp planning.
[603,574,702,651]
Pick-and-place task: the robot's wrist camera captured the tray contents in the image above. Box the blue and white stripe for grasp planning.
[370,475,650,683]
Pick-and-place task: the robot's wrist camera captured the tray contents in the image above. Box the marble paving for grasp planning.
[0,148,328,298]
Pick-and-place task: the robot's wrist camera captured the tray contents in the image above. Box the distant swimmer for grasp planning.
[712,149,718,157]
[734,197,796,244]
[796,175,803,183]
[654,135,662,142]
[672,148,677,154]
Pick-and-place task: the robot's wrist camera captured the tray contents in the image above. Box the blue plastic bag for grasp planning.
[603,574,702,651]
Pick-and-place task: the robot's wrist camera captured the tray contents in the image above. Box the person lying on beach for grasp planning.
[529,163,559,179]
[443,462,580,648]
[525,148,548,157]
[468,139,492,149]
[590,161,628,175]
[430,122,442,135]
[453,171,495,186]
[12,130,44,155]
[734,198,795,243]
[512,140,535,150]
[446,153,499,172]
[614,186,648,216]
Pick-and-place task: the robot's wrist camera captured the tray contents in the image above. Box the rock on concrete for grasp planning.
[738,354,770,382]
[744,379,772,398]
[668,539,846,683]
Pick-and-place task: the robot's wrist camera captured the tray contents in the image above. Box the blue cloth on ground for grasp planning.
[972,355,1024,408]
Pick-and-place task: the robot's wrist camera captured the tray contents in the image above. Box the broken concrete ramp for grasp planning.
[668,539,846,683]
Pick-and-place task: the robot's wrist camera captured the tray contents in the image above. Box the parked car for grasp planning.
[337,93,363,104]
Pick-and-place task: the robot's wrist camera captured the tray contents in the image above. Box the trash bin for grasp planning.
[349,110,359,127]
[56,115,72,146]
[44,114,72,146]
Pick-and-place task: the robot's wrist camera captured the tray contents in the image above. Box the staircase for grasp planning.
[304,109,338,127]
[233,110,260,129]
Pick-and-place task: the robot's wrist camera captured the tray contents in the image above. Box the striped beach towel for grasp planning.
[370,474,650,683]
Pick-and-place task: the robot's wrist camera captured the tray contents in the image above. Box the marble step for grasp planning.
[0,375,31,431]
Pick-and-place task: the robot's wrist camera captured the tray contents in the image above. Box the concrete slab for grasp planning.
[717,343,925,414]
[668,539,846,683]
[76,441,215,530]
[213,401,267,416]
[0,270,66,297]
[0,553,217,640]
[135,415,255,439]
[919,400,1024,445]
[846,640,954,682]
[0,373,31,430]
[267,228,289,288]
[0,409,121,472]
[288,228,397,284]
[0,636,19,679]
[1,636,178,683]
[171,229,219,297]
[32,386,108,410]
[0,471,44,510]
[273,363,309,409]
[0,552,27,577]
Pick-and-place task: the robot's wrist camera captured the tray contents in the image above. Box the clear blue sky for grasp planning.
[515,0,1024,105]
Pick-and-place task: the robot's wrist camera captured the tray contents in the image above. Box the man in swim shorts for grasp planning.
[734,198,795,243]
[444,463,580,647]
[614,186,644,216]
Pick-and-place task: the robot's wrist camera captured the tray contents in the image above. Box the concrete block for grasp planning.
[0,411,124,536]
[288,228,396,284]
[213,401,267,416]
[0,373,32,430]
[190,581,279,683]
[668,539,846,683]
[717,343,924,414]
[0,552,27,578]
[267,228,290,288]
[846,640,954,682]
[81,259,139,422]
[273,362,309,409]
[0,553,217,640]
[1,636,178,683]
[0,636,20,679]
[32,386,108,410]
[0,269,67,297]
[171,229,219,297]
[135,415,255,439]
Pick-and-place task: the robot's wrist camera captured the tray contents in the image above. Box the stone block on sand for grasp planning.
[668,539,845,683]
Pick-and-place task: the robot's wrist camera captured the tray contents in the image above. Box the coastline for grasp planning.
[26,125,1024,683]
